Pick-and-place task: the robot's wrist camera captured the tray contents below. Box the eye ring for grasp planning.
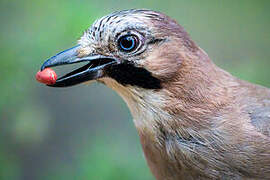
[118,35,138,52]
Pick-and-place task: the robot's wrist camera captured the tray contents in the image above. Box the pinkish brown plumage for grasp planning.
[39,9,270,180]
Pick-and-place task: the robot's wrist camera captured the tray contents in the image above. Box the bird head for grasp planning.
[41,9,225,127]
[41,9,206,87]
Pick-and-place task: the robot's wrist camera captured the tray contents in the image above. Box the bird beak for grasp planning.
[40,45,118,87]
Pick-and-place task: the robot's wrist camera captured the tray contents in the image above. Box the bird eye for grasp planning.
[118,35,138,52]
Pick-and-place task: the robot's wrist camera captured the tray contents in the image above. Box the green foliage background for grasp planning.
[0,0,269,179]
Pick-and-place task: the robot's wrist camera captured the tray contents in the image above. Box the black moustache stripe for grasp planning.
[105,62,162,89]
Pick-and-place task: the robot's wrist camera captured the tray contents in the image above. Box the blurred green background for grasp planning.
[0,0,269,179]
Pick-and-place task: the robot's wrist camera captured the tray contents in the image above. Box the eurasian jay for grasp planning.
[39,9,270,180]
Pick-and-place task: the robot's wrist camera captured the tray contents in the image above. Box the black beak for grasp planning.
[40,45,117,87]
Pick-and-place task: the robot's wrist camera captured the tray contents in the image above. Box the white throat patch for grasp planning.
[100,77,168,130]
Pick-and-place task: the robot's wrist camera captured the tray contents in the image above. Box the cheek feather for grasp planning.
[143,40,183,82]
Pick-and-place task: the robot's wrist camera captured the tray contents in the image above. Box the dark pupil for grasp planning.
[120,36,135,51]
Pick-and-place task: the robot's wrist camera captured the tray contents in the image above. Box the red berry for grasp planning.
[36,68,57,85]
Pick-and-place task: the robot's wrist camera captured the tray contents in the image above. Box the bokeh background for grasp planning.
[0,0,269,179]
